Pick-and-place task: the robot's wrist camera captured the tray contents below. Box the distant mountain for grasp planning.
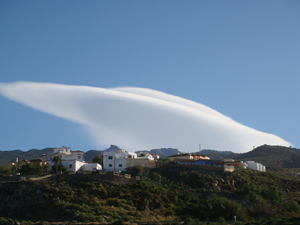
[84,145,125,162]
[84,146,182,162]
[231,145,300,168]
[84,150,103,162]
[2,145,299,169]
[137,148,182,159]
[198,149,238,160]
[0,148,55,165]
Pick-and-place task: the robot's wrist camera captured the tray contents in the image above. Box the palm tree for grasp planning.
[52,156,61,175]
[43,163,50,175]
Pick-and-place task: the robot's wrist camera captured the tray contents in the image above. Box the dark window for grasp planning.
[108,156,113,160]
[109,164,112,167]
[119,164,122,167]
[69,164,72,168]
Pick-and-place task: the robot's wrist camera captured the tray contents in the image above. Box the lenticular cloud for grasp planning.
[0,81,290,153]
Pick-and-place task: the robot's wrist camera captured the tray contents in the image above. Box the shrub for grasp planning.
[150,172,161,182]
[289,200,300,213]
[107,198,127,207]
[0,164,11,176]
[247,200,273,218]
[20,163,44,175]
[133,165,144,174]
[205,194,248,221]
[217,217,226,224]
[183,217,194,225]
[261,186,283,204]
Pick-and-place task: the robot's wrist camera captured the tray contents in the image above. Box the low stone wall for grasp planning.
[0,176,24,183]
[62,173,141,184]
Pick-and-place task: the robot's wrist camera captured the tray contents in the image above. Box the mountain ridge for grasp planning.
[1,145,300,169]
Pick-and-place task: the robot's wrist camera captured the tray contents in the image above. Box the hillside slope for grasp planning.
[232,145,300,168]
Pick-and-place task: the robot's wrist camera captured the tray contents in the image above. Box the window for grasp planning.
[78,156,81,159]
[119,164,122,167]
[108,156,113,160]
[69,164,72,169]
[109,164,112,167]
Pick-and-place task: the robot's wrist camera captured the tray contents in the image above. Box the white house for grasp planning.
[103,148,136,172]
[245,161,266,172]
[40,146,86,172]
[103,147,155,172]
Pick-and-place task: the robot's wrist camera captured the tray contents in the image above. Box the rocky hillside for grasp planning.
[1,166,300,224]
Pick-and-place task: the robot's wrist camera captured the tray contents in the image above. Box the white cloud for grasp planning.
[0,81,291,153]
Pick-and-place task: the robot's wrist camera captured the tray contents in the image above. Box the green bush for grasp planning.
[0,164,11,176]
[133,165,144,174]
[107,198,128,207]
[150,172,161,181]
[261,186,283,204]
[20,163,44,175]
[289,200,300,213]
[205,194,248,221]
[183,217,194,225]
[217,217,226,223]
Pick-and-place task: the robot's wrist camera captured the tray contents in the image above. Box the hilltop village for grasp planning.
[7,145,266,178]
[2,145,300,225]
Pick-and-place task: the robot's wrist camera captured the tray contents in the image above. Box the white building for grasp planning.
[81,163,102,171]
[245,161,266,172]
[103,147,155,172]
[103,148,136,172]
[40,146,86,172]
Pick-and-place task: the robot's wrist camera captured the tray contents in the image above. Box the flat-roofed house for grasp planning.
[167,154,194,161]
[103,147,156,172]
[39,146,86,172]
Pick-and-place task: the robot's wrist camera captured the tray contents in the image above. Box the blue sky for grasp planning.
[0,1,299,152]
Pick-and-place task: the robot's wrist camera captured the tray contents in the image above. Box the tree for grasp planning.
[51,165,67,173]
[289,200,300,213]
[11,165,18,175]
[43,163,50,174]
[52,156,61,175]
[133,165,143,174]
[19,163,43,175]
[0,164,10,176]
[92,156,103,165]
